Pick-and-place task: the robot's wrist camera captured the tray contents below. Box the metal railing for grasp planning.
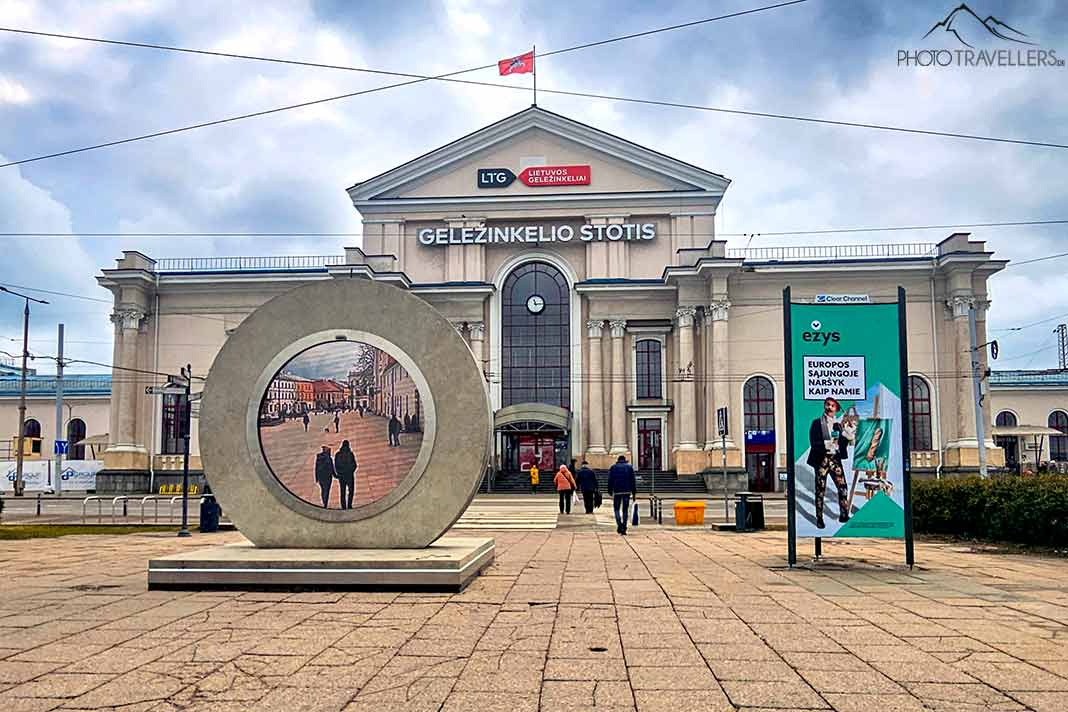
[156,255,345,273]
[82,496,103,523]
[728,243,937,263]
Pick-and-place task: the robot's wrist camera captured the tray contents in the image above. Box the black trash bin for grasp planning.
[199,494,221,533]
[735,492,765,532]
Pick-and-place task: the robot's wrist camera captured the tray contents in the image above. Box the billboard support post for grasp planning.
[900,287,915,568]
[783,287,797,567]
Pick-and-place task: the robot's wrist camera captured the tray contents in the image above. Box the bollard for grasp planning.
[123,499,128,517]
[36,492,42,517]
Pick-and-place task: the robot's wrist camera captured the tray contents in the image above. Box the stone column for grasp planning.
[705,299,735,450]
[675,306,699,450]
[608,319,629,455]
[111,308,146,449]
[586,320,607,456]
[947,295,976,447]
[468,321,485,374]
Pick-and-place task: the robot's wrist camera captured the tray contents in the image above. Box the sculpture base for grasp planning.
[147,536,494,592]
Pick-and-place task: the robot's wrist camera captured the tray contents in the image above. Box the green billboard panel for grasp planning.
[784,296,911,545]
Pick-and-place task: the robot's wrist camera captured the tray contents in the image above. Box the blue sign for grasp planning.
[54,440,69,455]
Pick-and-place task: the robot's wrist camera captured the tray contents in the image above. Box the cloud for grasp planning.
[0,0,1065,370]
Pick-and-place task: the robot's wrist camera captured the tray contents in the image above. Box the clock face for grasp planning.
[526,294,546,314]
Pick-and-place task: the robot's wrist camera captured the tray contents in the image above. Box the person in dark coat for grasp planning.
[807,396,852,529]
[302,413,310,432]
[576,461,599,514]
[403,413,412,432]
[314,445,335,508]
[334,440,358,510]
[333,411,340,433]
[388,414,402,447]
[607,455,637,535]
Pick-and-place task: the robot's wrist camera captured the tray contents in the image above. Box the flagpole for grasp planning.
[532,44,537,106]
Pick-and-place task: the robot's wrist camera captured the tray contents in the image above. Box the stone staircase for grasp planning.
[478,469,707,494]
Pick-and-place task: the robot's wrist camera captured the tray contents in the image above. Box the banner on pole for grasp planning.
[785,292,911,541]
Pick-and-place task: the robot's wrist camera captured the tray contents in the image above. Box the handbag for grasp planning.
[594,491,603,508]
[632,501,640,526]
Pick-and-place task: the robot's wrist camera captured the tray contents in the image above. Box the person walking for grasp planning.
[388,414,402,447]
[607,455,637,535]
[333,411,341,433]
[554,464,577,514]
[314,445,335,508]
[576,461,599,514]
[529,463,539,495]
[302,413,310,432]
[334,440,358,510]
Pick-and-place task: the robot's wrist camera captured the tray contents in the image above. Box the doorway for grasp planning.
[637,418,662,470]
[746,452,774,492]
[995,436,1019,473]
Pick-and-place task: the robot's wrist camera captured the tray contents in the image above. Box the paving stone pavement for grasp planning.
[1,528,1066,711]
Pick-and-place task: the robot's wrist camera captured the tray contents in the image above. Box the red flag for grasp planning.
[498,51,534,76]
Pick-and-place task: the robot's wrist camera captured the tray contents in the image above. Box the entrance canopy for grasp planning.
[494,403,570,433]
[992,425,1062,437]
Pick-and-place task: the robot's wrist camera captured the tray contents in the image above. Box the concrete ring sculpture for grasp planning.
[199,279,490,548]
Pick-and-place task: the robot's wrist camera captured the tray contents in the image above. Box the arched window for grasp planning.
[743,377,775,431]
[67,418,87,460]
[23,419,41,438]
[907,375,933,451]
[995,411,1017,427]
[501,261,570,408]
[22,418,41,455]
[1049,411,1068,461]
[635,339,663,399]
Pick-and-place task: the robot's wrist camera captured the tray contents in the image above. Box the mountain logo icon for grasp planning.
[923,3,1036,48]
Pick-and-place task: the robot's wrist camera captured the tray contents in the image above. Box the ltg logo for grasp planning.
[802,320,841,346]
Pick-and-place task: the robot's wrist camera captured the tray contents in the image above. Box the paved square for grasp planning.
[1,528,1066,711]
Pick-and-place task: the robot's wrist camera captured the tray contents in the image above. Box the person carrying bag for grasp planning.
[554,464,577,514]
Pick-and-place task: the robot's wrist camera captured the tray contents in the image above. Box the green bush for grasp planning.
[912,474,1068,547]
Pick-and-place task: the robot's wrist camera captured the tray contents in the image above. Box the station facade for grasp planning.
[93,106,1064,492]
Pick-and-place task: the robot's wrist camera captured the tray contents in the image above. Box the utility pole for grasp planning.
[1,286,49,496]
[178,364,192,538]
[968,304,988,478]
[1056,324,1067,371]
[53,324,65,497]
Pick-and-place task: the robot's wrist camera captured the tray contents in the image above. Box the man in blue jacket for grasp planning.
[575,461,599,514]
[607,455,637,535]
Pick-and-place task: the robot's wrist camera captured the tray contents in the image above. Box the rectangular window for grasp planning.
[635,340,663,399]
[161,393,190,455]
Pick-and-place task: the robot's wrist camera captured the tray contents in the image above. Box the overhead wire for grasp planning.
[5,1,1068,168]
[0,1,810,169]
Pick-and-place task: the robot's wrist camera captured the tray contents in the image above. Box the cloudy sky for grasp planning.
[1,0,1066,374]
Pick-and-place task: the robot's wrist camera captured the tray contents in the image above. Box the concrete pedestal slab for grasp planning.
[147,536,494,592]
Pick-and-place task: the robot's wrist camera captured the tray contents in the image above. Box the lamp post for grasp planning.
[1,286,49,497]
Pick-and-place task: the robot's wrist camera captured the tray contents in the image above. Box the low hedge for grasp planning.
[912,474,1068,547]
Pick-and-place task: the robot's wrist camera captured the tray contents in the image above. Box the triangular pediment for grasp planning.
[347,107,729,204]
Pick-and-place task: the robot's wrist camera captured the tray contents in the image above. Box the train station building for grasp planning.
[91,106,1066,493]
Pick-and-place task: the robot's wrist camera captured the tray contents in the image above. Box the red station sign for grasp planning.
[517,164,591,187]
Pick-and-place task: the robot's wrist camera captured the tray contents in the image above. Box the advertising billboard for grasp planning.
[783,287,914,566]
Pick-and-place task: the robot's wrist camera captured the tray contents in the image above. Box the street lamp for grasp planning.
[1,287,49,496]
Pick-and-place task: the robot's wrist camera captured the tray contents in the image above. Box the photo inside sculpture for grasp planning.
[258,340,424,510]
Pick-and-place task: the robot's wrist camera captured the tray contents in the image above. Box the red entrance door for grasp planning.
[518,436,556,472]
[637,418,662,470]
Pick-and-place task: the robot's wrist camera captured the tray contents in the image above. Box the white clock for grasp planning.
[526,294,546,314]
